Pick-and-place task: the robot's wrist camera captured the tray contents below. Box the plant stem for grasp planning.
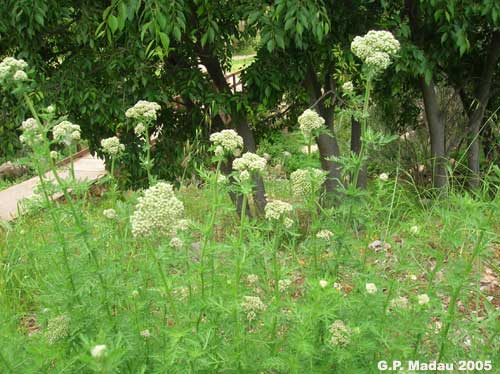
[352,78,372,188]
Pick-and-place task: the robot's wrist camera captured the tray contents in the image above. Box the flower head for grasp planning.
[365,283,377,294]
[209,129,244,157]
[319,279,329,288]
[417,293,430,305]
[0,57,28,85]
[103,209,117,220]
[101,136,125,156]
[45,315,70,344]
[379,173,389,181]
[126,100,161,120]
[298,109,325,138]
[351,30,400,75]
[19,118,43,146]
[290,168,325,198]
[134,123,146,137]
[233,152,267,175]
[91,345,107,359]
[342,81,354,93]
[130,182,184,237]
[316,229,334,240]
[53,121,81,146]
[278,279,292,293]
[328,320,352,347]
[265,200,293,221]
[170,237,183,249]
[241,296,267,321]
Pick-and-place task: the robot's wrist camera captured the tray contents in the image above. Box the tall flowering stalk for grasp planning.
[298,109,325,155]
[1,56,114,320]
[101,136,125,196]
[130,182,185,318]
[126,100,161,185]
[350,30,400,188]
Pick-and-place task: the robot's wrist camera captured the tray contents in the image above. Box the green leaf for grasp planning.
[159,32,170,50]
[267,38,275,52]
[108,14,118,33]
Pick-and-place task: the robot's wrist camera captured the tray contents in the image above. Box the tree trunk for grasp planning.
[303,66,342,205]
[467,31,500,188]
[350,117,367,189]
[421,78,447,189]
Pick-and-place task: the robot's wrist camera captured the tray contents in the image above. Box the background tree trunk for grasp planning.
[466,31,500,188]
[421,78,447,190]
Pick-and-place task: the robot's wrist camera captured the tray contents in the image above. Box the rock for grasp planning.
[0,161,28,180]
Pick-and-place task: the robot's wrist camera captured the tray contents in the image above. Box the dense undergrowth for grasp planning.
[1,158,499,372]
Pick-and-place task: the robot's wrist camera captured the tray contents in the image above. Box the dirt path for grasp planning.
[0,151,105,221]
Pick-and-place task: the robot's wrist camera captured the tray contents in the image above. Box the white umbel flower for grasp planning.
[13,70,28,81]
[319,279,329,288]
[209,129,244,157]
[53,121,81,146]
[130,182,184,237]
[91,345,107,359]
[316,229,334,240]
[365,283,377,294]
[241,296,267,321]
[328,320,352,347]
[342,81,354,92]
[298,109,325,138]
[265,200,293,221]
[101,136,125,156]
[0,57,28,84]
[379,173,389,181]
[290,168,325,198]
[19,118,43,146]
[103,209,117,220]
[170,237,183,249]
[417,294,430,305]
[233,152,267,174]
[134,123,146,136]
[126,100,161,120]
[351,30,400,75]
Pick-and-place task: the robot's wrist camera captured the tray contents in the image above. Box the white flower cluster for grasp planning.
[298,109,325,139]
[101,136,125,156]
[170,237,183,249]
[365,283,377,294]
[134,123,146,136]
[351,30,400,75]
[328,320,352,347]
[91,344,107,359]
[290,168,325,198]
[0,57,28,84]
[125,100,161,120]
[342,81,354,92]
[103,208,117,219]
[52,121,81,146]
[278,279,292,293]
[316,229,334,240]
[19,118,43,146]
[265,200,293,221]
[241,295,266,322]
[210,129,244,157]
[130,182,184,237]
[233,152,267,175]
[45,315,70,344]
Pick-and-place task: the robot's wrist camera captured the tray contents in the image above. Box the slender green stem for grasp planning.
[352,78,372,188]
[144,123,153,185]
[199,160,222,299]
[149,245,178,318]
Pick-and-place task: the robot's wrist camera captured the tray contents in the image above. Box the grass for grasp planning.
[230,55,256,73]
[1,146,499,372]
